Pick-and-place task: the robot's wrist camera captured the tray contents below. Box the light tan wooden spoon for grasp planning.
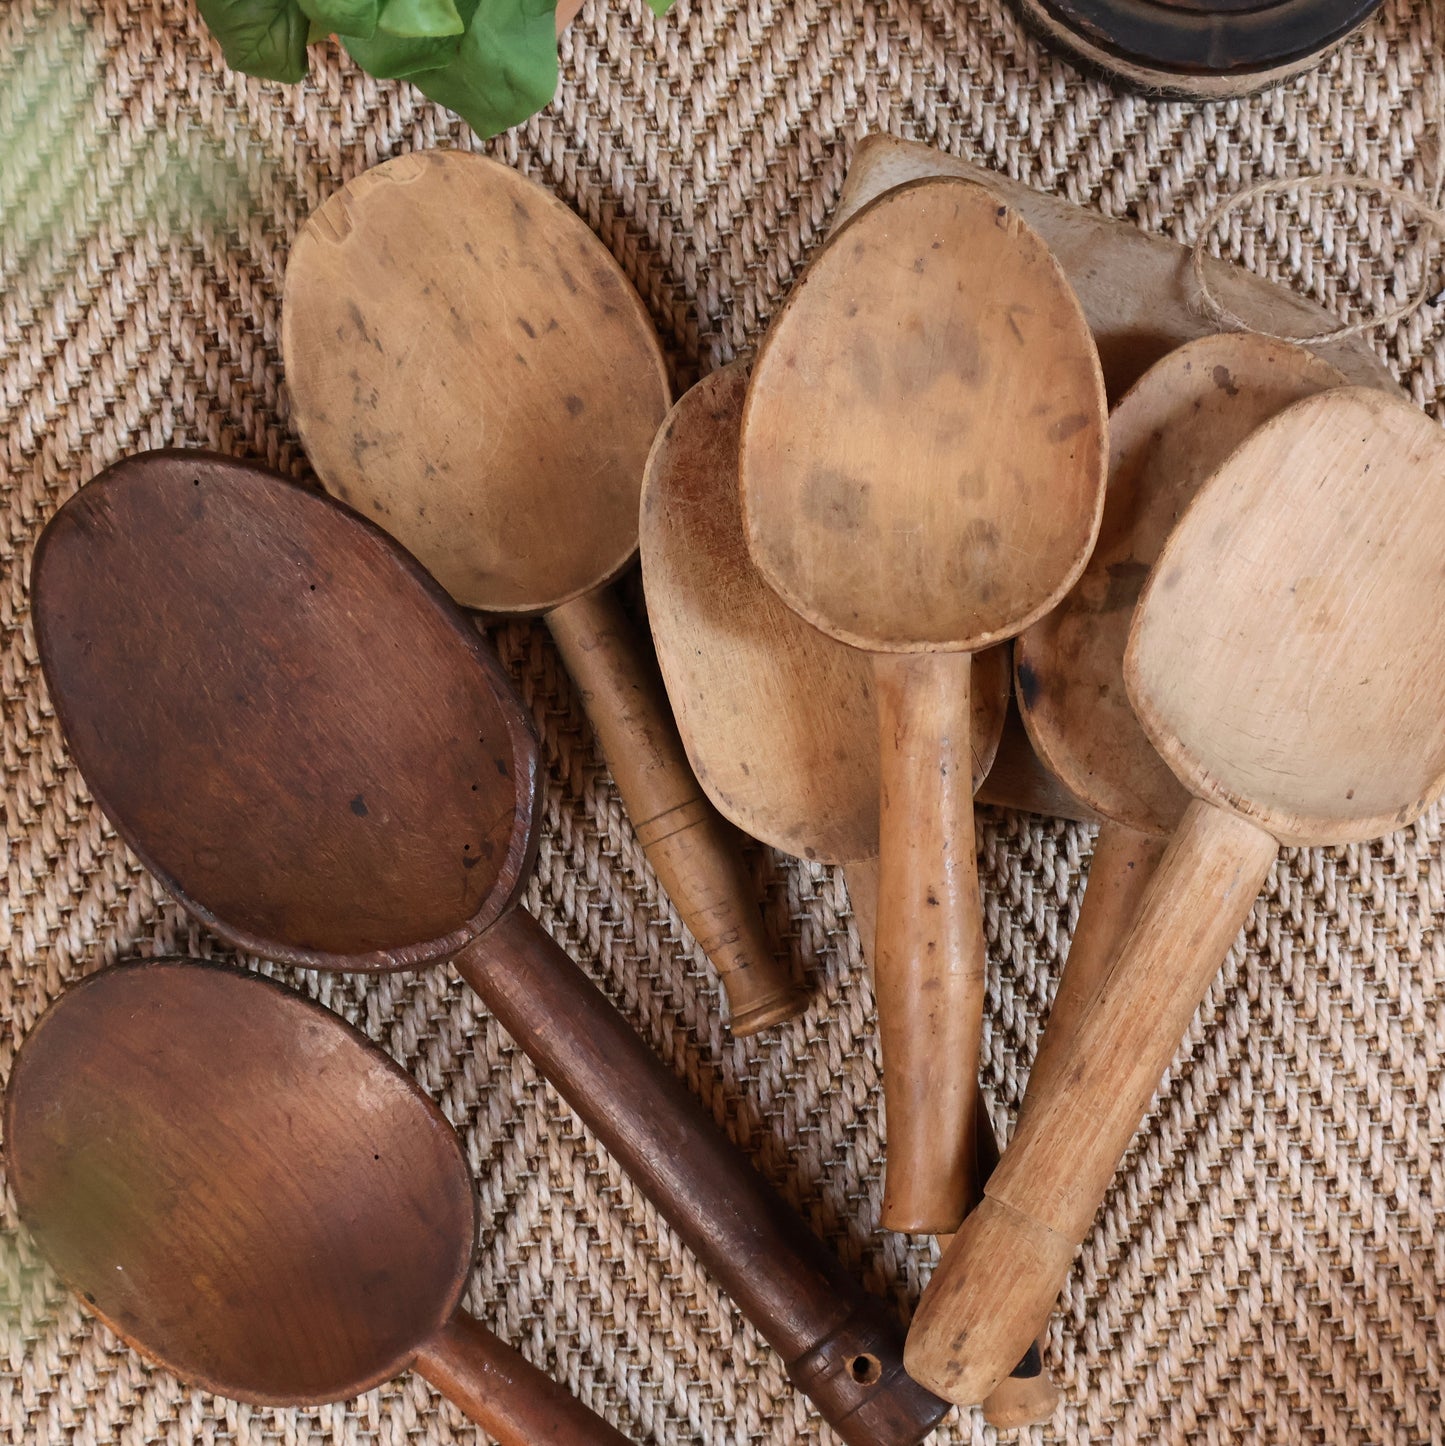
[740,177,1107,1233]
[282,149,801,1036]
[907,385,1445,1404]
[639,361,1060,1429]
[1014,334,1348,1116]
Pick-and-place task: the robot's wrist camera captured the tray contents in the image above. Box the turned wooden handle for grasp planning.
[905,799,1278,1405]
[1020,821,1169,1118]
[546,588,803,1035]
[453,908,949,1446]
[414,1310,633,1445]
[872,651,985,1234]
[846,859,1058,1427]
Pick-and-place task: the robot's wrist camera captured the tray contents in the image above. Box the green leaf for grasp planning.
[644,0,672,14]
[378,0,466,37]
[298,0,382,39]
[195,0,311,81]
[341,24,463,76]
[407,0,558,138]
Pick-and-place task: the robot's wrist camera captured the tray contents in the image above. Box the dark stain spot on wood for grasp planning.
[559,267,579,294]
[1212,365,1239,397]
[517,318,537,339]
[1017,658,1042,710]
[1049,412,1091,442]
[1104,559,1150,610]
[913,255,927,274]
[962,518,1000,553]
[350,794,368,817]
[494,756,509,776]
[1346,788,1355,799]
[462,850,480,869]
[804,469,871,532]
[564,394,585,417]
[926,890,940,906]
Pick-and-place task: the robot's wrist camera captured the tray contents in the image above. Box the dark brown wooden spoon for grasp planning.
[30,450,948,1446]
[7,959,631,1444]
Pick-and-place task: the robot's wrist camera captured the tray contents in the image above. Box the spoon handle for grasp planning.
[1020,821,1169,1117]
[872,651,985,1234]
[414,1310,634,1446]
[453,907,949,1446]
[845,859,1060,1427]
[546,587,804,1035]
[905,799,1278,1405]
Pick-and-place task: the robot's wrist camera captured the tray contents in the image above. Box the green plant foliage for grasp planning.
[195,0,674,136]
[196,0,310,81]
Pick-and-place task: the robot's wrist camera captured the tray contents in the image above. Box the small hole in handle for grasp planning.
[847,1353,882,1386]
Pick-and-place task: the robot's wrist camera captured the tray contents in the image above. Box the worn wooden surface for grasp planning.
[283,149,667,617]
[741,176,1106,1233]
[1015,334,1347,1125]
[908,386,1445,1405]
[7,960,633,1446]
[30,452,947,1446]
[32,450,541,971]
[836,135,1398,401]
[640,362,1008,866]
[284,149,799,1036]
[639,363,1054,1424]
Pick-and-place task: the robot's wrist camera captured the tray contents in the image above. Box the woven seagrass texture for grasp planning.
[3,0,1444,1441]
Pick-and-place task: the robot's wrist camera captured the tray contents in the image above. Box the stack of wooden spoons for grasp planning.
[15,137,1445,1440]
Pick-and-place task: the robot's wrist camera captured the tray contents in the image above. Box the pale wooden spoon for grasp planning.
[282,149,800,1036]
[640,361,1064,1430]
[1015,333,1347,1115]
[907,385,1445,1404]
[740,177,1107,1233]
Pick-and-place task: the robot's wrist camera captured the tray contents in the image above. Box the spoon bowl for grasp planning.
[7,959,637,1445]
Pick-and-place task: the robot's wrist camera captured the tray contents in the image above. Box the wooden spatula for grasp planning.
[1015,333,1347,1114]
[740,177,1107,1233]
[907,385,1445,1403]
[283,149,800,1036]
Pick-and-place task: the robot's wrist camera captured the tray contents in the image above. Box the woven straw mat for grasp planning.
[3,1,1444,1442]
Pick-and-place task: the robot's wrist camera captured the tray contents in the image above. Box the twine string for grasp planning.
[1190,11,1445,344]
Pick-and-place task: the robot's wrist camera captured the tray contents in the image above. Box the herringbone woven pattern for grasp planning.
[1,1,1442,1441]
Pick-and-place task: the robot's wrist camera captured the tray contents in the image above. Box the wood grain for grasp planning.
[30,451,947,1446]
[907,385,1445,1404]
[740,176,1106,1232]
[7,960,632,1445]
[283,148,799,1036]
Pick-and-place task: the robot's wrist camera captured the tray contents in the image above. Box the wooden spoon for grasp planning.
[30,451,948,1446]
[740,177,1107,1233]
[1014,334,1348,1116]
[640,361,1062,1429]
[282,148,800,1036]
[906,385,1445,1404]
[7,959,633,1445]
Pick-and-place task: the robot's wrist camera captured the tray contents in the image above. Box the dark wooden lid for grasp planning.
[32,451,540,971]
[1014,0,1381,96]
[6,959,477,1405]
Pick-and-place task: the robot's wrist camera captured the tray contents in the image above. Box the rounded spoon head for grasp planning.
[31,451,539,971]
[6,959,475,1405]
[740,176,1106,655]
[642,362,1008,864]
[1127,385,1445,846]
[282,149,671,615]
[1017,333,1347,834]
